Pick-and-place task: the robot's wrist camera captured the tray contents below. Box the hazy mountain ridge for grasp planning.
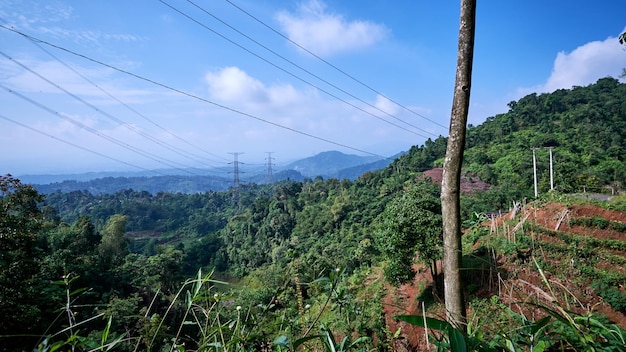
[282,150,385,177]
[26,151,396,194]
[332,151,405,179]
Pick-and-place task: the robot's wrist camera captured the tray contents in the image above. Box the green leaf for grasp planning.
[325,330,337,352]
[530,316,551,336]
[337,335,349,351]
[395,315,453,331]
[105,333,127,351]
[531,340,548,352]
[348,336,371,348]
[272,335,289,347]
[505,339,515,352]
[101,315,112,346]
[311,277,331,284]
[293,335,324,351]
[69,287,88,296]
[448,325,467,352]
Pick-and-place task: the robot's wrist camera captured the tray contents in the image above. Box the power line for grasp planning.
[0,25,388,159]
[24,38,230,165]
[183,0,437,137]
[159,0,431,139]
[0,112,164,175]
[0,82,208,176]
[0,50,224,171]
[0,111,236,184]
[222,0,448,130]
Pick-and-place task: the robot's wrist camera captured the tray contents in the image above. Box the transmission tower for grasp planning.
[229,152,244,189]
[265,152,275,184]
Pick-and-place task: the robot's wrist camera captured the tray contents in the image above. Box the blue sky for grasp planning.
[1,0,624,176]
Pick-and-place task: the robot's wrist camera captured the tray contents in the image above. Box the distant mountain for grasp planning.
[280,151,387,178]
[19,171,150,184]
[26,151,397,194]
[18,168,227,185]
[32,175,232,195]
[331,152,405,179]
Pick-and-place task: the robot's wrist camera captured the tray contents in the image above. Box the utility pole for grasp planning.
[549,147,554,191]
[532,147,556,197]
[265,152,274,184]
[532,148,538,198]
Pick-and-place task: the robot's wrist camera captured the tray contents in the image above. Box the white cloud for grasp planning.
[373,94,399,116]
[539,34,626,93]
[276,0,388,57]
[200,65,420,157]
[204,66,304,109]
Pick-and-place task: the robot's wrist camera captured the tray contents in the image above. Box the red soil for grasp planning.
[381,201,626,351]
[420,168,491,194]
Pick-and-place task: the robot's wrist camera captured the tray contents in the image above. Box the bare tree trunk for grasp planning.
[441,0,476,332]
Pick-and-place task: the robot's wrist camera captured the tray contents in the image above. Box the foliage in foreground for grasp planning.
[397,306,626,352]
[30,267,383,352]
[397,258,626,351]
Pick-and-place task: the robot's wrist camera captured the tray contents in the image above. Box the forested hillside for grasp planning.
[3,78,626,351]
[464,77,626,194]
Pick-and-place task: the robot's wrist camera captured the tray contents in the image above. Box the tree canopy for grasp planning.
[375,182,442,286]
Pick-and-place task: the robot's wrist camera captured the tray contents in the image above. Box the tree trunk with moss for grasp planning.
[441,0,476,332]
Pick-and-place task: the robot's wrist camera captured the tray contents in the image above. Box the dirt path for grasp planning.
[382,268,438,351]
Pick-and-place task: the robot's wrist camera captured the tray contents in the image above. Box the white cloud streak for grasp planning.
[275,0,389,57]
[373,94,399,116]
[0,0,141,45]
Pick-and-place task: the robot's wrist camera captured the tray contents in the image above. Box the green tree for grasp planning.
[375,182,442,286]
[98,214,129,264]
[0,174,44,343]
[117,245,184,296]
[43,216,101,276]
[96,214,130,292]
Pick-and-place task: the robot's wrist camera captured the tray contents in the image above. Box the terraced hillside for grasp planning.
[485,201,626,322]
[384,199,626,351]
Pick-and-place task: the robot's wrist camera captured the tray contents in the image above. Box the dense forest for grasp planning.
[2,78,626,351]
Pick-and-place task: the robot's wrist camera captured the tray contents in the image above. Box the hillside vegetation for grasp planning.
[465,77,626,194]
[2,78,626,351]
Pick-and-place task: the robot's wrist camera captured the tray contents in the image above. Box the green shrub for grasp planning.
[592,279,626,313]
